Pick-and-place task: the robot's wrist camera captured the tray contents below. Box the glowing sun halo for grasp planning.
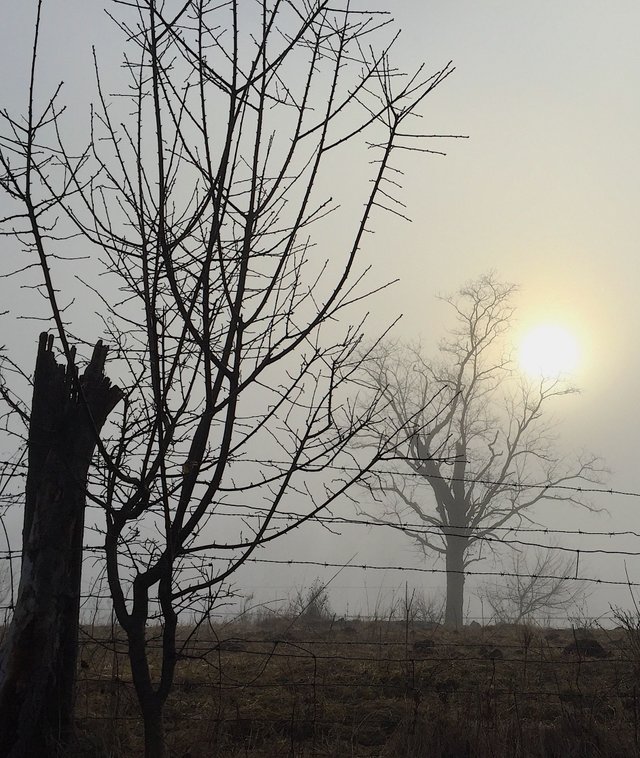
[519,324,580,378]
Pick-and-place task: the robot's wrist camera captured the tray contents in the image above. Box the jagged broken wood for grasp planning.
[0,333,122,758]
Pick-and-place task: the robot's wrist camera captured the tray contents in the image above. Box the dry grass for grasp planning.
[69,617,640,757]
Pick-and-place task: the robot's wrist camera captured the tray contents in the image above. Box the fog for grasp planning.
[2,1,640,626]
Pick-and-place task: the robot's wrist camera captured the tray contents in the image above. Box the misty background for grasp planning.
[1,0,639,623]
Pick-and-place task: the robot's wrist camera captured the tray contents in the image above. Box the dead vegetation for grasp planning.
[68,617,640,757]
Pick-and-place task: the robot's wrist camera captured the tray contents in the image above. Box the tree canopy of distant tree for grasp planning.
[359,275,603,628]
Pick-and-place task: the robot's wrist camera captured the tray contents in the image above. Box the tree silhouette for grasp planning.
[0,1,455,753]
[360,275,602,628]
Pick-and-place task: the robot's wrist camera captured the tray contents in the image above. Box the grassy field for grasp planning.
[70,617,640,757]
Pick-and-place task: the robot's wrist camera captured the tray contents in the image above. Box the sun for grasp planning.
[519,324,580,378]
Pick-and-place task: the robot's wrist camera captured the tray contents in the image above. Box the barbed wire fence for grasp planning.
[2,472,640,752]
[1,473,640,616]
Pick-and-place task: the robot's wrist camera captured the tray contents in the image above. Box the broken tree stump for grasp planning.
[0,333,122,758]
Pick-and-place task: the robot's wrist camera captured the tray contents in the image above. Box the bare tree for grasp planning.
[288,578,333,623]
[479,546,589,625]
[0,1,455,754]
[359,275,602,628]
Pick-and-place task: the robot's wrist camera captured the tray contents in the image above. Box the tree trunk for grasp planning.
[125,618,171,758]
[444,535,467,629]
[0,333,122,758]
[141,697,167,758]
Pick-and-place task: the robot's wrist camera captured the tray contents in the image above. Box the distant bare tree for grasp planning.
[0,1,455,754]
[288,579,333,623]
[359,275,603,628]
[479,547,589,625]
[399,587,444,626]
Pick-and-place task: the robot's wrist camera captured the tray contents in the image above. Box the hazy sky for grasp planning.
[2,1,640,621]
